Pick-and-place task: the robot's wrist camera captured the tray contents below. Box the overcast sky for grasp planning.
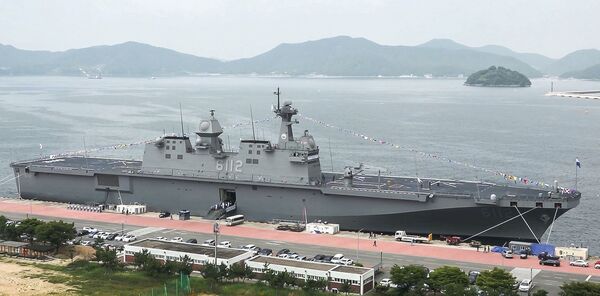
[1,0,598,60]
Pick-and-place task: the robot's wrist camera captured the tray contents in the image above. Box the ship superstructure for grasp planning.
[10,90,581,241]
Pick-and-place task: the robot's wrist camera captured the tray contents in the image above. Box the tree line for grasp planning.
[0,216,75,252]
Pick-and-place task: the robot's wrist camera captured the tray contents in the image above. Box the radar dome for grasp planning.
[199,120,210,131]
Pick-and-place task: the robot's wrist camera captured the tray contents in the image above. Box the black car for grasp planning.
[313,254,325,262]
[519,250,528,259]
[258,248,273,256]
[276,249,291,256]
[186,238,198,244]
[77,229,89,236]
[321,255,334,263]
[106,233,118,240]
[539,258,560,267]
[159,211,171,218]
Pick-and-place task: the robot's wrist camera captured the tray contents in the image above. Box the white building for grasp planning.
[123,239,254,270]
[246,255,374,295]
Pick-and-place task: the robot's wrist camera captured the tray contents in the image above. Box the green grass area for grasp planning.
[25,260,334,296]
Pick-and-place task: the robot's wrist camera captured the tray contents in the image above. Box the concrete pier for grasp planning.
[546,90,600,100]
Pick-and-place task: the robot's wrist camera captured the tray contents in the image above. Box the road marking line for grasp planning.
[586,275,592,282]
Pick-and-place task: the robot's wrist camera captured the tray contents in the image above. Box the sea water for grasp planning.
[0,76,598,253]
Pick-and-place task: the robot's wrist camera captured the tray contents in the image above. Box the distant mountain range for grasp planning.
[1,36,599,79]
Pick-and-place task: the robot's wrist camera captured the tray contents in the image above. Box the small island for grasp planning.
[465,66,531,87]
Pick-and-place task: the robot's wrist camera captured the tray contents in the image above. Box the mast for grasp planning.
[250,106,256,141]
[179,103,185,137]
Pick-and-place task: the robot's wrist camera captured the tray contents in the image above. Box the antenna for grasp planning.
[274,87,281,111]
[179,103,185,137]
[250,106,256,141]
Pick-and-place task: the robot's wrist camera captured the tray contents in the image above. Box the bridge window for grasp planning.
[536,202,543,208]
[253,159,259,164]
[166,146,170,150]
[256,150,261,155]
[165,154,171,159]
[172,146,176,150]
[246,158,252,164]
[248,150,252,154]
[177,155,183,160]
[554,203,562,208]
[510,202,518,207]
[249,144,253,147]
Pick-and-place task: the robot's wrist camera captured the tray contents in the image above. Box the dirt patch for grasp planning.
[0,259,74,296]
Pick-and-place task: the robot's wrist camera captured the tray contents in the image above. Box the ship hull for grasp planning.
[12,166,572,242]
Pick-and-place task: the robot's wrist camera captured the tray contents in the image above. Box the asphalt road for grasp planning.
[3,211,599,295]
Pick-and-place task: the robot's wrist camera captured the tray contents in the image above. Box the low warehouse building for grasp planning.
[123,239,254,270]
[246,255,375,295]
[556,246,589,260]
[0,240,54,258]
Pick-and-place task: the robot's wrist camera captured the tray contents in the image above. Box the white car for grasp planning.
[122,235,136,242]
[100,232,111,240]
[330,254,345,264]
[170,237,183,242]
[218,241,231,248]
[155,236,168,241]
[114,234,125,241]
[379,278,398,288]
[81,240,92,246]
[518,279,533,292]
[288,253,299,260]
[339,258,354,265]
[278,253,290,259]
[82,227,98,233]
[570,259,589,267]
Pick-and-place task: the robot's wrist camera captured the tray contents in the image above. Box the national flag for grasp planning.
[576,158,581,168]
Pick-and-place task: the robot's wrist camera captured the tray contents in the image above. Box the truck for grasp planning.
[394,230,430,243]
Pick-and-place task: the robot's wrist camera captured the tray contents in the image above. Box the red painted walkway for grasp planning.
[1,199,597,276]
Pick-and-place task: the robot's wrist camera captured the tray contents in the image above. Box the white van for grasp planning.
[225,214,245,226]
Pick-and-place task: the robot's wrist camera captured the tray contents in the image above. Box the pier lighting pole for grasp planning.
[356,228,364,263]
[213,222,220,265]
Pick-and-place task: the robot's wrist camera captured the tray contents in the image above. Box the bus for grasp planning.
[225,214,245,226]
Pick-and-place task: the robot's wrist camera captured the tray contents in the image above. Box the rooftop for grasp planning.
[331,265,372,275]
[127,239,249,259]
[249,255,336,271]
[0,240,29,248]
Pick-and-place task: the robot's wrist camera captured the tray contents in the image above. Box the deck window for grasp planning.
[252,159,259,164]
[510,202,518,207]
[177,155,183,159]
[536,202,543,208]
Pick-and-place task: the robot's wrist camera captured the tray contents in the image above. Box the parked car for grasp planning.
[218,241,231,248]
[595,260,600,269]
[76,230,89,236]
[106,233,118,240]
[122,234,136,243]
[276,249,290,256]
[468,271,480,285]
[538,252,560,260]
[258,248,273,256]
[330,253,345,264]
[297,255,307,261]
[159,211,171,218]
[339,258,354,265]
[518,279,533,292]
[539,258,560,267]
[114,234,125,241]
[82,227,98,233]
[155,236,168,241]
[570,259,589,267]
[379,278,398,288]
[313,254,325,262]
[501,250,513,258]
[288,253,299,260]
[170,237,183,242]
[202,239,215,246]
[81,240,92,246]
[100,232,112,240]
[321,255,334,263]
[185,238,198,244]
[519,250,528,259]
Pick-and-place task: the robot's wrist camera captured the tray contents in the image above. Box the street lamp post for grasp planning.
[356,228,364,263]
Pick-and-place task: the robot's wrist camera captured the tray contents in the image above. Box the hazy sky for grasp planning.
[1,0,598,60]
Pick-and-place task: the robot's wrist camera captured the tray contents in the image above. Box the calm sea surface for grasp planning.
[1,76,599,253]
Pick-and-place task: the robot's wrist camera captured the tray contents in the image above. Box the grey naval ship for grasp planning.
[10,90,581,242]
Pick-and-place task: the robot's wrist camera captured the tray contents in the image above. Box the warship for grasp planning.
[10,89,581,241]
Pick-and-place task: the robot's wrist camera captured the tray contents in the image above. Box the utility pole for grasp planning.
[213,222,220,265]
[356,229,364,263]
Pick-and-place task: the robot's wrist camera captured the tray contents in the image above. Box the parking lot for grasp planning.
[2,211,599,295]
